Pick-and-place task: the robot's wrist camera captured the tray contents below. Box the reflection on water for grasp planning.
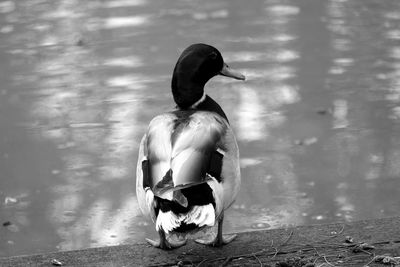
[1,0,400,257]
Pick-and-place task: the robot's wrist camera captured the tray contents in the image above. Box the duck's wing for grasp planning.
[136,113,175,220]
[136,111,240,220]
[169,112,228,187]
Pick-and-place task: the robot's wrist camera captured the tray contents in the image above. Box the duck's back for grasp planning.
[136,110,240,219]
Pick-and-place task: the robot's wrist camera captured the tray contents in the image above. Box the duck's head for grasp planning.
[171,43,245,109]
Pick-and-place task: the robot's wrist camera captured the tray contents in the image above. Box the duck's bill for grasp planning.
[220,63,246,80]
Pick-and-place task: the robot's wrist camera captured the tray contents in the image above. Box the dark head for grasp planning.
[171,43,245,109]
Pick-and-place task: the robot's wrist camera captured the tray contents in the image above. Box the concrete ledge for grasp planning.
[1,216,400,266]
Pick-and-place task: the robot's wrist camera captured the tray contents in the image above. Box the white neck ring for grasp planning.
[190,92,206,108]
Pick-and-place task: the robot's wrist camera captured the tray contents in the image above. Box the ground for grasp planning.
[1,217,400,266]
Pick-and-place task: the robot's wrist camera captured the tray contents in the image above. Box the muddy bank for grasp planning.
[1,216,399,266]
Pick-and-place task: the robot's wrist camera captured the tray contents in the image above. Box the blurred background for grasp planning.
[1,0,400,257]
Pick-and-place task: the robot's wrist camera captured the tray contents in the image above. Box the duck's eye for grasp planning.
[209,52,218,60]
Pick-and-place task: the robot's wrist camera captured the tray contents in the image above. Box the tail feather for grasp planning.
[156,204,215,234]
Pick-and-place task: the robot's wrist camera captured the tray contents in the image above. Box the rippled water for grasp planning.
[1,0,400,257]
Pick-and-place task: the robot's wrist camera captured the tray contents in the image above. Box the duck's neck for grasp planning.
[190,92,207,109]
[172,78,229,122]
[172,77,205,109]
[192,94,229,123]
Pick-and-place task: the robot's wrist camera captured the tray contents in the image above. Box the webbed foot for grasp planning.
[195,211,237,247]
[145,237,187,250]
[195,233,237,247]
[146,230,187,250]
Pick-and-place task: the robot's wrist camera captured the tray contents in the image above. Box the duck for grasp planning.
[136,43,245,249]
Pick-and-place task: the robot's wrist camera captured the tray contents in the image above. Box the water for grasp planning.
[1,0,400,257]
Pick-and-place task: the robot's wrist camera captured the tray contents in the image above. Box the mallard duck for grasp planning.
[136,43,245,249]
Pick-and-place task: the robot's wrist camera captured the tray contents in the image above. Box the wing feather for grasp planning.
[137,110,240,218]
[146,113,176,188]
[170,112,227,187]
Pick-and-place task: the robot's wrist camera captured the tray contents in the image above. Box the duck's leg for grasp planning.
[195,211,237,247]
[146,229,187,250]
